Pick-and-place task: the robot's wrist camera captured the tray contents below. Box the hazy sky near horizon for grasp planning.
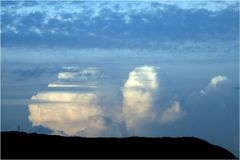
[1,0,239,156]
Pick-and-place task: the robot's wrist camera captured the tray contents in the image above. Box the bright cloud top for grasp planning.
[200,75,227,95]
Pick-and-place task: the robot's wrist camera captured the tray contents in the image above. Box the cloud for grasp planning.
[209,75,227,87]
[48,83,97,88]
[29,91,127,137]
[58,68,98,81]
[160,101,185,124]
[62,66,82,70]
[122,66,185,134]
[124,66,158,89]
[31,92,96,103]
[200,75,227,95]
[200,89,206,95]
[4,25,19,34]
[48,67,100,89]
[157,1,238,12]
[1,0,237,47]
[30,26,44,35]
[28,96,105,136]
[28,66,127,137]
[123,15,131,24]
[28,66,185,136]
[122,66,158,131]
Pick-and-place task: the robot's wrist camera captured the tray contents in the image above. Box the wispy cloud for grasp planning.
[209,75,227,87]
[48,83,97,88]
[200,75,227,95]
[58,68,98,81]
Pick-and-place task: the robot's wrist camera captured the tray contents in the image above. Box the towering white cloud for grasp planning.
[122,66,185,134]
[122,66,158,132]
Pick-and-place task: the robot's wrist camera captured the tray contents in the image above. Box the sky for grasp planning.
[1,0,239,157]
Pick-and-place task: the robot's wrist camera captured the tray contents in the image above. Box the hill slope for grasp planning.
[1,131,236,159]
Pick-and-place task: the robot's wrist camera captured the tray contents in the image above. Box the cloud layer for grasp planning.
[1,1,238,48]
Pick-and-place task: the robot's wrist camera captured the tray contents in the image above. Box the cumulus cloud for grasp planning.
[160,101,185,124]
[122,66,158,131]
[200,75,227,95]
[28,92,106,136]
[28,66,127,137]
[29,91,127,137]
[28,66,185,137]
[209,75,227,87]
[122,66,185,134]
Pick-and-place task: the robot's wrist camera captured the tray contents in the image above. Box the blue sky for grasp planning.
[1,0,239,156]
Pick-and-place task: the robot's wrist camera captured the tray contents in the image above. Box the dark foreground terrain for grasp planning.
[1,131,236,159]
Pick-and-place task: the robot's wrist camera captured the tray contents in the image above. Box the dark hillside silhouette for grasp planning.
[1,131,236,159]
